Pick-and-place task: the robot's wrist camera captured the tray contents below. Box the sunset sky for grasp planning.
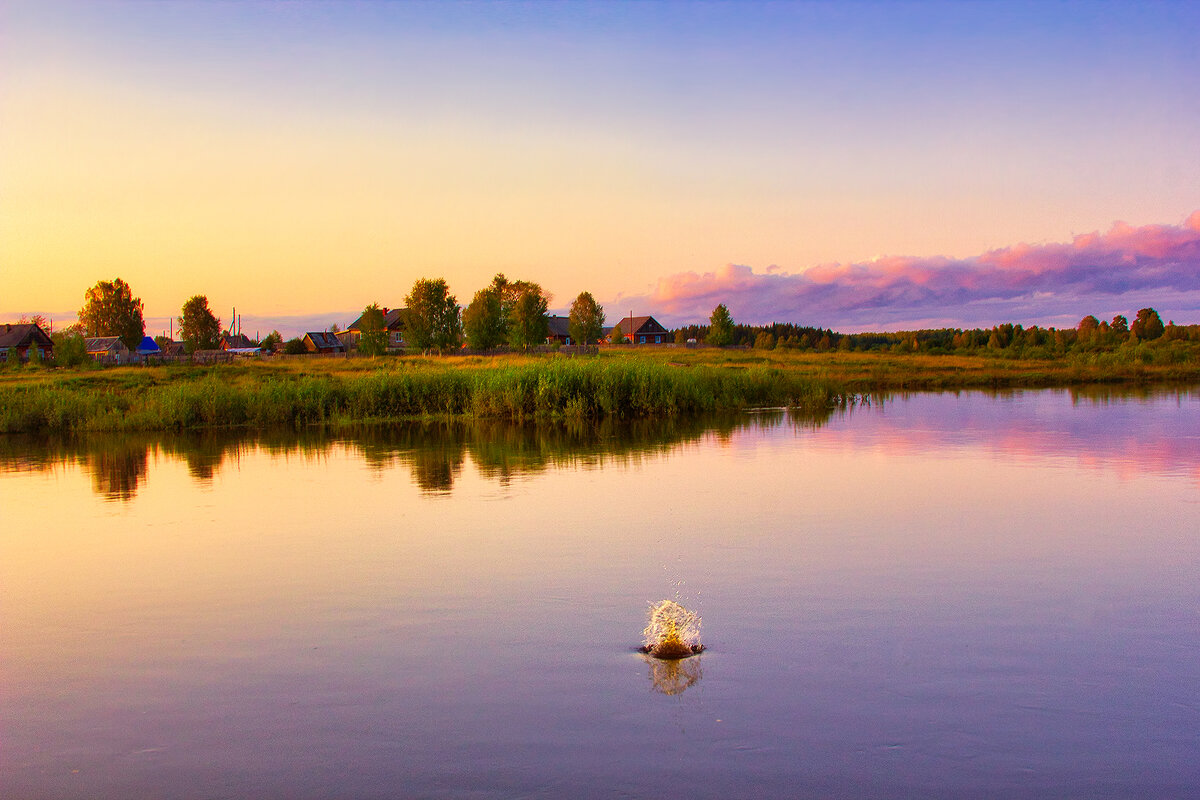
[3,0,1198,337]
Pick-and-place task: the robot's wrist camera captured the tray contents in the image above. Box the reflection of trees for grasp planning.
[0,405,843,499]
[86,440,149,500]
[643,654,703,696]
[0,433,156,501]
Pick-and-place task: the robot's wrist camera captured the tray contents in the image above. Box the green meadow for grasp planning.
[2,346,1198,434]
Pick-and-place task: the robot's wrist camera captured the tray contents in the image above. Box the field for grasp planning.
[2,346,1198,434]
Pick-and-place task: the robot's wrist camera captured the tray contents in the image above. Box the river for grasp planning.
[2,388,1197,798]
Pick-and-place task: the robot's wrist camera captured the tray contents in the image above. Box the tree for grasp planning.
[79,278,144,350]
[507,284,549,349]
[357,303,388,356]
[1130,307,1165,341]
[283,337,307,355]
[405,278,462,353]
[1110,314,1129,336]
[178,295,222,354]
[568,291,605,346]
[754,331,775,350]
[53,328,89,367]
[259,330,284,352]
[463,286,505,350]
[1077,315,1100,342]
[707,304,734,346]
[610,322,624,344]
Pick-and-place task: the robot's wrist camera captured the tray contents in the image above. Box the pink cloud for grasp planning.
[612,212,1200,331]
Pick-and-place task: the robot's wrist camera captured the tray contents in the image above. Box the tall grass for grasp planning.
[4,346,1195,435]
[0,359,850,434]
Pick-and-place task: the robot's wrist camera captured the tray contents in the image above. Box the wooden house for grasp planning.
[219,332,255,350]
[545,315,572,345]
[0,323,54,363]
[344,307,408,351]
[84,336,132,364]
[606,315,671,345]
[303,331,346,354]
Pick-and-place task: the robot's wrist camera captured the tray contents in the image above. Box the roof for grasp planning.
[219,332,254,349]
[612,315,668,335]
[0,323,53,349]
[84,336,128,353]
[304,331,345,349]
[347,307,408,332]
[137,336,161,354]
[546,315,571,338]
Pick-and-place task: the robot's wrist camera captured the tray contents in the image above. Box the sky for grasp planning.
[2,0,1199,337]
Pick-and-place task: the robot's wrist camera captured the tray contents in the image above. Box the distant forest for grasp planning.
[671,308,1200,359]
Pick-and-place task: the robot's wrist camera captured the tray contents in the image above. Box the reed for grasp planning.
[1,348,1195,434]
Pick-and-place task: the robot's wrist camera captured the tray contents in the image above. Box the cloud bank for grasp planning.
[615,212,1200,331]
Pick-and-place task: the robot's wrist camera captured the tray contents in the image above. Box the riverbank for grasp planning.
[2,348,1198,434]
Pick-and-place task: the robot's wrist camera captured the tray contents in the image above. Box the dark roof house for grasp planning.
[84,336,132,363]
[0,323,54,362]
[606,315,671,344]
[219,332,255,350]
[345,307,408,350]
[303,331,346,354]
[546,315,572,344]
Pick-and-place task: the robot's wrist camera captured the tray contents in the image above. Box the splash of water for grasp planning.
[640,599,704,659]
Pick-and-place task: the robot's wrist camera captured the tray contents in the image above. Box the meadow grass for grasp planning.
[1,347,1196,434]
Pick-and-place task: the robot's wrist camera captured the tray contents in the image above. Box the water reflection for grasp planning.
[642,654,704,696]
[1,386,1196,500]
[0,408,837,500]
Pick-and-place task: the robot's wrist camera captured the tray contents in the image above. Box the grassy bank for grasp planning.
[2,348,1197,434]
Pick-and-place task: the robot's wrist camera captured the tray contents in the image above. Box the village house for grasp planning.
[84,336,132,364]
[343,307,408,351]
[157,339,187,357]
[219,332,255,350]
[0,323,54,363]
[545,315,572,345]
[303,331,347,354]
[606,315,671,345]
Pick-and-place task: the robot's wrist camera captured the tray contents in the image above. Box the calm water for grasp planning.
[2,389,1198,799]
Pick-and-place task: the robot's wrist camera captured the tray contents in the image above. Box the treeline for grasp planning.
[672,308,1200,359]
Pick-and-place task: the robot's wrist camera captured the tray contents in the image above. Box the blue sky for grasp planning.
[3,1,1198,335]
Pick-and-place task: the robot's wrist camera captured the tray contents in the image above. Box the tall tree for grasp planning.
[1130,307,1165,341]
[405,278,462,353]
[1077,315,1100,342]
[707,303,734,346]
[463,286,505,350]
[178,295,222,353]
[79,278,145,350]
[357,303,388,356]
[507,283,549,349]
[568,291,605,346]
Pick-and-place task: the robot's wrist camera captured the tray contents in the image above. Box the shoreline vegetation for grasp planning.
[2,347,1199,435]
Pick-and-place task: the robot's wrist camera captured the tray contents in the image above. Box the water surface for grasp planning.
[2,389,1198,798]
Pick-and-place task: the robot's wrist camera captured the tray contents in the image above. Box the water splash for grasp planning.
[639,599,704,659]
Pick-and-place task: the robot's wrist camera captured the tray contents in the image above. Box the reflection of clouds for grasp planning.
[807,390,1200,485]
[643,654,703,696]
[1,390,1194,499]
